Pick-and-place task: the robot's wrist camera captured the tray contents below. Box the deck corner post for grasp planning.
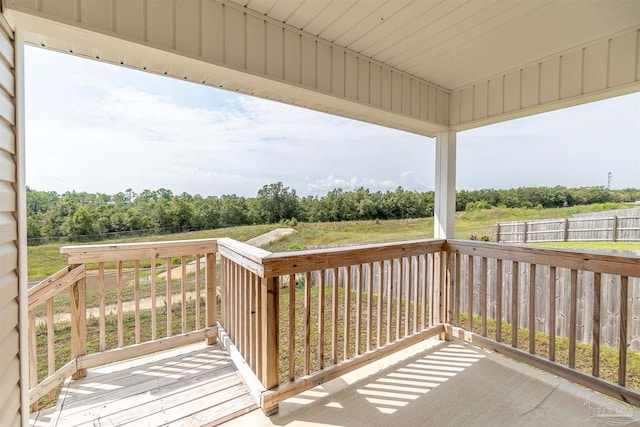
[206,251,218,345]
[70,263,87,379]
[260,276,279,399]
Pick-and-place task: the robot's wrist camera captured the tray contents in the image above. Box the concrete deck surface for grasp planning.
[223,338,640,427]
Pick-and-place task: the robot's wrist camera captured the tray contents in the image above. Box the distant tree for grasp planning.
[255,182,299,223]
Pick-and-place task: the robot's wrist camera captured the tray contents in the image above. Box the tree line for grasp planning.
[26,184,640,243]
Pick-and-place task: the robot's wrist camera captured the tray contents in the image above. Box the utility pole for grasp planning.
[607,172,612,190]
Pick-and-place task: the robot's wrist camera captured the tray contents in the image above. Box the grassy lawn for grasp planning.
[29,204,639,280]
[28,224,282,279]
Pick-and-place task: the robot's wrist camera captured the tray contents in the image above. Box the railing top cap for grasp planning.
[60,238,218,254]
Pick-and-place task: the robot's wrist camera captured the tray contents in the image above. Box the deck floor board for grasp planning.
[38,343,257,426]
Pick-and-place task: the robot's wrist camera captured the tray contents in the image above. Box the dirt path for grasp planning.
[37,228,297,326]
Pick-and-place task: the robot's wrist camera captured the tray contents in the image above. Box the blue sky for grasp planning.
[25,45,640,198]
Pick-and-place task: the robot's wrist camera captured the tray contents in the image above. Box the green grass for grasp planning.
[29,204,638,279]
[529,241,640,252]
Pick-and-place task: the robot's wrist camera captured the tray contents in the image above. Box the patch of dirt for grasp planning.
[243,227,296,247]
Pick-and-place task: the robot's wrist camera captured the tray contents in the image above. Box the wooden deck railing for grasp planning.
[28,239,218,410]
[28,236,640,414]
[445,239,640,406]
[217,238,449,413]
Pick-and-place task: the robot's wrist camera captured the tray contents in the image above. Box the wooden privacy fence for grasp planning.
[27,239,218,410]
[495,215,640,243]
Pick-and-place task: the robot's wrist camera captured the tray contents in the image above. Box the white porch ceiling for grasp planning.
[230,0,639,90]
[3,0,640,136]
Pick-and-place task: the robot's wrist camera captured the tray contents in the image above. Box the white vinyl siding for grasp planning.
[0,13,19,427]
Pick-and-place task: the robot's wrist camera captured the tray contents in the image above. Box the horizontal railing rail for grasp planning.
[28,239,219,410]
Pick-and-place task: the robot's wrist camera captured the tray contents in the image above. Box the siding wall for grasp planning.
[0,13,20,427]
[450,28,640,130]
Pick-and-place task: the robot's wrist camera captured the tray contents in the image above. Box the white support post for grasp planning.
[434,131,456,239]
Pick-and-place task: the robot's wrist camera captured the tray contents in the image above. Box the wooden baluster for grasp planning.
[151,260,157,341]
[244,271,250,360]
[421,255,428,330]
[345,266,352,359]
[98,262,106,350]
[255,271,263,379]
[220,257,226,330]
[529,264,537,354]
[235,263,241,345]
[412,256,418,334]
[468,255,474,331]
[511,261,519,349]
[117,261,124,346]
[195,254,201,330]
[204,253,218,345]
[289,273,296,381]
[304,271,312,374]
[496,259,503,342]
[135,260,141,344]
[592,272,601,377]
[28,309,37,411]
[250,272,257,372]
[166,258,172,338]
[46,297,54,400]
[318,270,326,368]
[386,260,392,344]
[619,275,628,386]
[376,262,383,348]
[404,258,411,337]
[356,264,362,355]
[549,266,556,361]
[239,267,246,356]
[568,269,577,368]
[181,256,187,334]
[367,262,373,351]
[71,264,87,379]
[332,268,339,365]
[481,257,487,336]
[396,258,403,341]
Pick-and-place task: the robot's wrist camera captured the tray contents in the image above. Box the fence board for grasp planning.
[496,214,640,243]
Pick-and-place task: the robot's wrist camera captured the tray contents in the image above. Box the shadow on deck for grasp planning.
[30,343,257,427]
[224,339,640,427]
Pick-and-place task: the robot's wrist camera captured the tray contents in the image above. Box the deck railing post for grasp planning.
[206,252,218,345]
[261,276,280,414]
[70,263,87,379]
